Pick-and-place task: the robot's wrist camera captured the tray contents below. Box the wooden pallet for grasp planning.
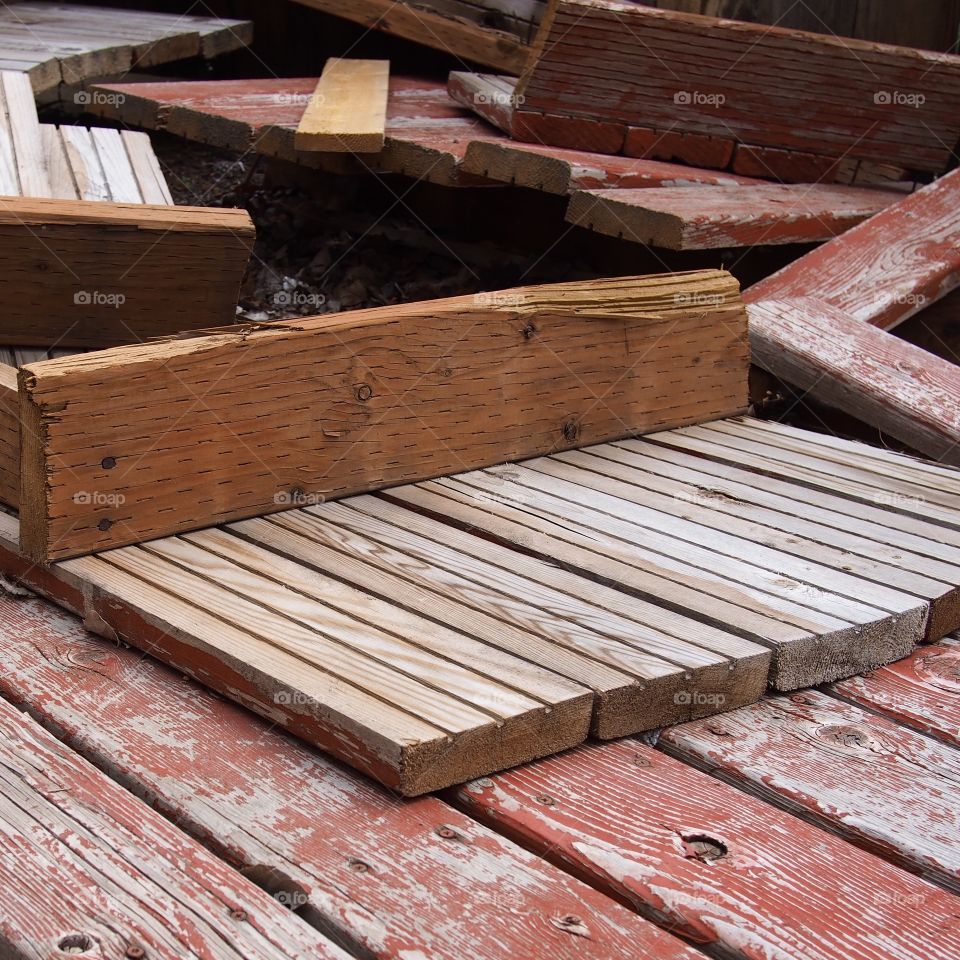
[0,1,251,101]
[3,413,959,793]
[1,584,958,960]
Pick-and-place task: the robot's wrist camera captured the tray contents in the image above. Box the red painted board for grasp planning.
[831,636,960,748]
[0,590,700,960]
[0,693,350,960]
[451,737,960,960]
[745,167,960,330]
[660,690,960,892]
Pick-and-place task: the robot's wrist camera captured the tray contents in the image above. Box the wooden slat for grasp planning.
[295,59,389,153]
[89,125,142,201]
[0,195,253,348]
[291,0,529,74]
[460,137,759,193]
[566,184,900,250]
[121,128,172,203]
[18,270,749,560]
[452,737,960,960]
[58,122,110,199]
[0,588,699,960]
[513,0,960,173]
[831,636,960,748]
[747,298,960,465]
[661,690,960,892]
[1,70,51,196]
[38,123,78,198]
[0,692,351,959]
[0,364,17,508]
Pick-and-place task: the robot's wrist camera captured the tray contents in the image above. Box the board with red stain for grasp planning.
[0,689,350,960]
[831,635,960,748]
[460,138,758,194]
[566,183,900,249]
[451,736,960,960]
[88,76,502,186]
[0,588,701,960]
[746,167,960,330]
[660,690,960,892]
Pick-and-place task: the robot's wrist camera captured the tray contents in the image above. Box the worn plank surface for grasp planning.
[295,59,389,153]
[0,689,351,960]
[567,183,900,249]
[0,196,253,348]
[661,690,960,892]
[88,76,502,187]
[0,2,251,97]
[513,0,960,172]
[452,737,960,960]
[18,270,749,560]
[831,635,960,748]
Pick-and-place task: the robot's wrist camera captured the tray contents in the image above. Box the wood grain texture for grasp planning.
[0,588,701,960]
[566,184,899,249]
[0,692,351,960]
[661,690,960,892]
[460,137,757,193]
[831,635,960,748]
[0,195,253,348]
[746,167,960,331]
[747,298,960,466]
[18,270,750,560]
[452,737,960,960]
[0,365,17,508]
[295,59,389,153]
[515,0,960,172]
[291,0,530,73]
[89,76,502,188]
[0,3,251,96]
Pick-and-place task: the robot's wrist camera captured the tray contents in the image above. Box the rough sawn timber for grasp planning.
[18,269,750,560]
[0,692,352,960]
[0,196,253,348]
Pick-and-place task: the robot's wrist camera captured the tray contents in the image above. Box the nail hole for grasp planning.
[57,934,95,954]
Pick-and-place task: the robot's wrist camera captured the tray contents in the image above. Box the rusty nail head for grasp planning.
[348,858,370,873]
[101,456,116,470]
[355,383,373,402]
[435,825,457,839]
[560,915,581,926]
[535,794,556,806]
[562,421,579,442]
[97,518,112,532]
[230,908,247,922]
[125,946,145,959]
[633,754,651,767]
[521,322,536,340]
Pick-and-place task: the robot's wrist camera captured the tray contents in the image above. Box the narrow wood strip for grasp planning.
[2,70,51,196]
[38,125,79,198]
[661,690,960,892]
[296,59,389,153]
[89,126,143,202]
[451,737,960,960]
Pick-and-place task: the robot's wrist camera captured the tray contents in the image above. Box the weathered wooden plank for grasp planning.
[0,588,699,960]
[296,59,389,153]
[0,364,17,509]
[121,128,172,203]
[291,0,530,73]
[513,0,960,172]
[461,137,757,193]
[452,737,960,960]
[747,298,960,466]
[0,195,253,348]
[38,124,79,199]
[89,126,142,201]
[661,690,960,892]
[566,183,900,249]
[0,70,51,196]
[831,636,960,748]
[18,270,749,560]
[0,691,351,960]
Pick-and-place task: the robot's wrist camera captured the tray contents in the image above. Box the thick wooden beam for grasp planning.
[0,196,254,348]
[566,184,900,249]
[18,270,750,560]
[512,0,960,173]
[295,59,390,153]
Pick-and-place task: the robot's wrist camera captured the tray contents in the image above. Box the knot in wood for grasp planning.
[680,833,728,863]
[915,650,960,692]
[562,420,580,443]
